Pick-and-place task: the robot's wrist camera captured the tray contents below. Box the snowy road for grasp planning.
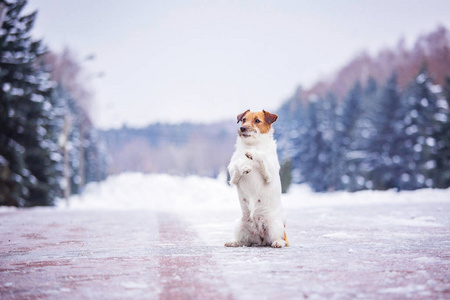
[1,174,450,299]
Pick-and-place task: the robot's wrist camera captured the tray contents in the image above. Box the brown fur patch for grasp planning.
[283,231,290,247]
[240,111,277,134]
[237,110,250,123]
[263,110,278,125]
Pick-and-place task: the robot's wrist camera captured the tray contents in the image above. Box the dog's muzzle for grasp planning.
[238,126,255,137]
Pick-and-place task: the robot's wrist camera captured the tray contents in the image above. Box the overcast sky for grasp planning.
[26,0,450,129]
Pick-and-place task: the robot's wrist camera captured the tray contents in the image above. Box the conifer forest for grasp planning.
[0,0,107,207]
[276,27,450,192]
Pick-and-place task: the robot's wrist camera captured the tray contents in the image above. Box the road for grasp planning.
[1,200,449,299]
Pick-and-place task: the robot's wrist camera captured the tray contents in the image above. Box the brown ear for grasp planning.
[237,109,250,123]
[263,110,278,124]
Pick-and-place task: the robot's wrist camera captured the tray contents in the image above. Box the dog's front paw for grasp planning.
[271,239,286,248]
[241,165,251,174]
[230,171,241,185]
[224,241,239,247]
[263,174,272,183]
[245,150,254,160]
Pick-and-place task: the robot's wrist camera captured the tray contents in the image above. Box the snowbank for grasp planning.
[56,172,450,211]
[58,173,237,211]
[283,184,450,208]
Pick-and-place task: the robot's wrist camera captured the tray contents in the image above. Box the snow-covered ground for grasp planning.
[59,172,238,212]
[2,173,450,299]
[62,172,450,211]
[62,173,450,299]
[61,172,450,256]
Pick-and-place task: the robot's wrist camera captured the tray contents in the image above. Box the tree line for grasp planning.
[0,0,108,207]
[277,69,450,192]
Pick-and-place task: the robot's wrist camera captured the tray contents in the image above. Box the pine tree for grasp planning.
[402,68,442,189]
[0,0,61,206]
[336,82,365,191]
[278,98,308,184]
[315,93,339,191]
[279,159,292,194]
[431,77,450,188]
[368,73,407,190]
[357,77,379,189]
[300,98,332,192]
[84,128,108,183]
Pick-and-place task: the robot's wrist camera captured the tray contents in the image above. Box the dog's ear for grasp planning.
[263,110,278,124]
[237,110,250,123]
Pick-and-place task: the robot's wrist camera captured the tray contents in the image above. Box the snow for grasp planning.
[426,137,436,147]
[2,173,450,299]
[414,143,423,152]
[322,232,358,239]
[0,154,7,166]
[10,87,23,96]
[42,100,52,111]
[30,93,44,103]
[420,98,429,107]
[434,112,448,122]
[430,84,442,94]
[120,281,149,289]
[406,124,418,135]
[437,98,449,110]
[60,173,237,211]
[410,109,418,118]
[379,284,427,295]
[416,73,427,84]
[2,82,11,92]
[54,173,431,209]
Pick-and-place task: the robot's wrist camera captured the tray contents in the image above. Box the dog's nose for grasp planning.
[240,126,247,132]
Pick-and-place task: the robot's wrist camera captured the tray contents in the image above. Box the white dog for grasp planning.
[225,110,289,248]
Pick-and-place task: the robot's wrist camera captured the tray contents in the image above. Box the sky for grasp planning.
[26,0,450,129]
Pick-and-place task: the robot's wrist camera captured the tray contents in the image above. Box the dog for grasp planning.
[225,110,289,248]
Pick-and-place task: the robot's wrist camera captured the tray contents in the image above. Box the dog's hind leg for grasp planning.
[224,241,240,247]
[264,218,286,248]
[225,218,256,247]
[271,239,286,248]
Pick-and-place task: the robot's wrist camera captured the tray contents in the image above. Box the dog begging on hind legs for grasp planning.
[225,109,289,248]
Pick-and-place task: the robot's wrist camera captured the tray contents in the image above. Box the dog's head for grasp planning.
[236,110,278,141]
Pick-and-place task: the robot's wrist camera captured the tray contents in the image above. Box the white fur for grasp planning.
[225,127,287,248]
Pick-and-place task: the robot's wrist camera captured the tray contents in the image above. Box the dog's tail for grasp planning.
[283,225,290,247]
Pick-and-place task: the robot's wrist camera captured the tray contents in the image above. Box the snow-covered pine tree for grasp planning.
[0,0,61,206]
[42,48,109,194]
[299,97,332,192]
[84,127,108,183]
[402,67,443,189]
[276,92,308,184]
[358,77,379,189]
[65,96,82,195]
[367,73,407,190]
[315,93,339,191]
[336,82,364,191]
[431,76,450,188]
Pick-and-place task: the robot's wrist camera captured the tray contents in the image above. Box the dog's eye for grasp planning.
[242,118,246,123]
[255,119,260,123]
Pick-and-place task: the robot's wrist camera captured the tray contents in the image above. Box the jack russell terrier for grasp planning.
[225,110,289,248]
